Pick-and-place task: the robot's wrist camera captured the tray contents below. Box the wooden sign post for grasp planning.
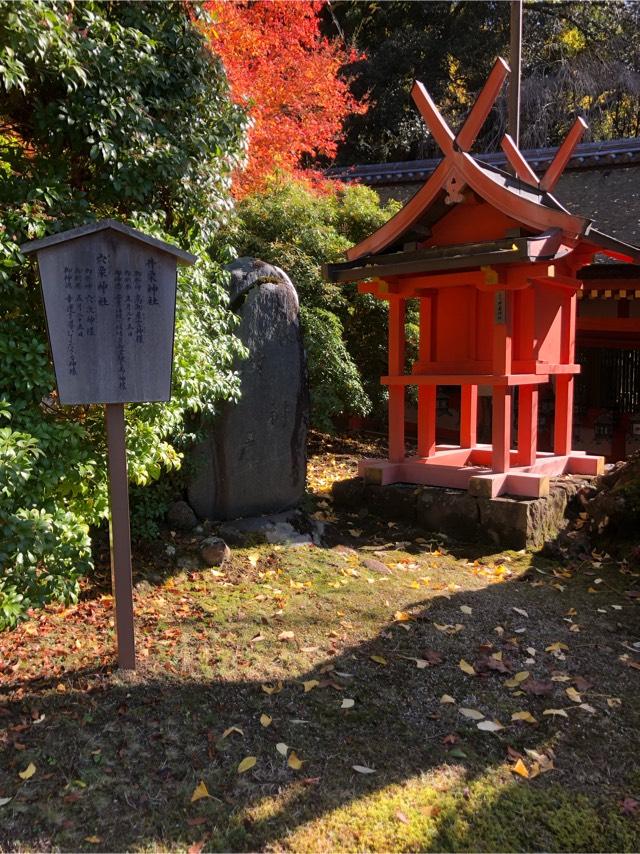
[21,221,196,669]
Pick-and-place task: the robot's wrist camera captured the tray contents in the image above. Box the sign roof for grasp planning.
[20,219,197,266]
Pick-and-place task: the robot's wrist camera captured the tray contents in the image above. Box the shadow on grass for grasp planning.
[1,547,639,852]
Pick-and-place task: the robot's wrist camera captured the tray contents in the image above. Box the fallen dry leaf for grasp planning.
[222,726,244,739]
[190,780,211,803]
[440,694,456,704]
[302,680,319,693]
[370,655,387,666]
[565,687,582,703]
[352,765,376,774]
[511,711,537,724]
[260,714,272,727]
[287,751,303,770]
[512,758,529,778]
[543,708,569,718]
[459,659,476,676]
[237,756,257,774]
[278,630,295,642]
[18,763,36,780]
[546,642,569,653]
[477,720,504,732]
[261,682,283,695]
[341,698,355,709]
[276,742,289,756]
[459,708,484,720]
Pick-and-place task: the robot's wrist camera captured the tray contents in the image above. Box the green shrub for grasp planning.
[0,0,248,627]
[230,179,401,426]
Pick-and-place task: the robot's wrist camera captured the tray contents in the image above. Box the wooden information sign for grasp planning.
[21,220,196,669]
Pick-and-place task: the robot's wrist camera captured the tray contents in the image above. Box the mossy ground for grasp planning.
[1,434,639,852]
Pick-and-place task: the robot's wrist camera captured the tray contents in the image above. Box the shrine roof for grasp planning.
[326,58,640,279]
[20,219,196,265]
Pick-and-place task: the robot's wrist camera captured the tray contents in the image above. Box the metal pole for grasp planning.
[105,403,136,670]
[509,0,523,146]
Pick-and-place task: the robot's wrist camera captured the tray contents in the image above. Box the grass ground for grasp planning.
[1,433,640,852]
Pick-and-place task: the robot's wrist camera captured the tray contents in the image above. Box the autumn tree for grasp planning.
[200,0,366,196]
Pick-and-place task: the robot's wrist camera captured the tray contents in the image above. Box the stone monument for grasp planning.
[187,258,308,520]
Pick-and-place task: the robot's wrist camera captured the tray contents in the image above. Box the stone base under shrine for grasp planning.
[332,474,591,550]
[358,444,604,499]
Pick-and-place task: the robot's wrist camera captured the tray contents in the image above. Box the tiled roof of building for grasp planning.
[327,137,640,187]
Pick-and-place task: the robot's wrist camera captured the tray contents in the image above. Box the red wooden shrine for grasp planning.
[325,58,640,499]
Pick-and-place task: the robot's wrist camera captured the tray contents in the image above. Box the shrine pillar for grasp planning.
[553,290,577,456]
[460,385,478,448]
[517,385,539,465]
[388,295,406,463]
[417,294,436,457]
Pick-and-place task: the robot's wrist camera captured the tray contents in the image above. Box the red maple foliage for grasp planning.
[199,0,366,196]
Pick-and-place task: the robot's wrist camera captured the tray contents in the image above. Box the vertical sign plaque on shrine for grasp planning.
[21,221,196,669]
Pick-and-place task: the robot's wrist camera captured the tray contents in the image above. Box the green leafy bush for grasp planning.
[0,0,248,627]
[231,179,401,426]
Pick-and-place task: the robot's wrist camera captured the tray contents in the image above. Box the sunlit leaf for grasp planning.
[459,659,475,675]
[260,714,272,727]
[287,751,303,770]
[190,780,211,802]
[512,758,529,778]
[341,698,355,709]
[18,763,36,780]
[543,708,569,718]
[276,742,288,756]
[237,756,257,773]
[302,680,319,693]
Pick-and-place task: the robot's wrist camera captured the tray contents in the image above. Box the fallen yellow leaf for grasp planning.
[260,714,272,727]
[459,659,476,676]
[302,680,319,693]
[565,687,582,703]
[261,682,283,695]
[276,742,288,756]
[543,708,569,718]
[237,756,257,774]
[512,758,529,778]
[222,726,244,739]
[394,611,413,622]
[84,836,101,844]
[18,763,36,780]
[370,655,387,666]
[512,711,537,724]
[190,780,211,802]
[287,751,303,770]
[545,642,569,652]
[440,694,456,704]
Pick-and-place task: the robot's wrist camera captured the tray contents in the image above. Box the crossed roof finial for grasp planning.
[346,58,591,261]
